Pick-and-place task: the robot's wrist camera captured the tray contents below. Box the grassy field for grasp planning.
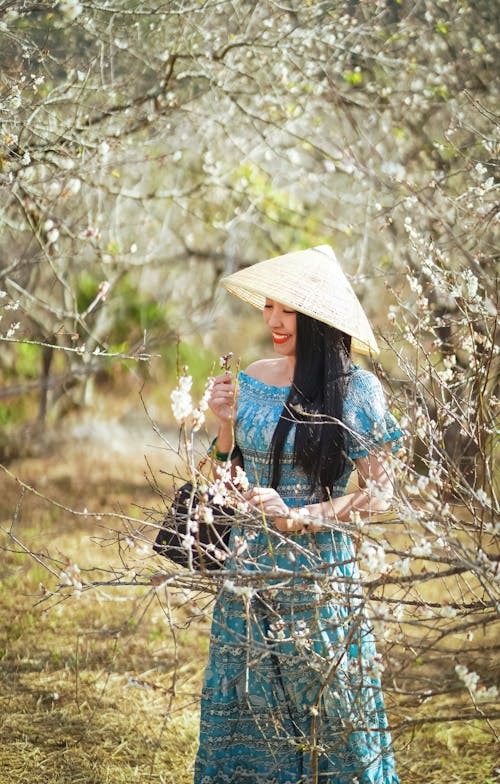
[0,425,498,784]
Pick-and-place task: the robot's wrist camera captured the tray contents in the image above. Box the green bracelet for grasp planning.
[209,438,230,462]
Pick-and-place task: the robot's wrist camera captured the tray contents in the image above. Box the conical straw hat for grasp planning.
[220,245,379,355]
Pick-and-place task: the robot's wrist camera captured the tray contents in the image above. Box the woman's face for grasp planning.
[263,299,297,357]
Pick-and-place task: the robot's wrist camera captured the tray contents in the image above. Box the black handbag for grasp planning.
[153,481,234,571]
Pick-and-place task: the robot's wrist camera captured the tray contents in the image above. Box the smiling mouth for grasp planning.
[272,333,290,345]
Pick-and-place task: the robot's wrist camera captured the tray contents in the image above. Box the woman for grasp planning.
[194,246,402,784]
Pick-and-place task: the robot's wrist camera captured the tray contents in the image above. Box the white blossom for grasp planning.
[475,488,491,508]
[367,653,385,677]
[395,557,411,576]
[479,685,499,701]
[59,562,82,593]
[293,619,310,638]
[6,322,20,338]
[46,227,60,244]
[387,305,398,324]
[465,271,479,299]
[59,0,83,21]
[289,507,311,524]
[223,579,254,600]
[417,474,429,492]
[188,518,199,534]
[192,377,215,431]
[359,541,389,575]
[170,374,193,423]
[451,270,480,301]
[236,500,250,514]
[66,177,82,195]
[233,465,249,491]
[232,535,248,557]
[200,506,213,524]
[208,477,228,506]
[181,532,195,550]
[455,664,498,701]
[268,621,287,641]
[6,86,22,109]
[473,162,488,179]
[381,161,406,181]
[191,408,205,432]
[411,539,433,558]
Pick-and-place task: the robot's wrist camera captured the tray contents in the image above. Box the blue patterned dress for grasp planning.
[194,367,402,784]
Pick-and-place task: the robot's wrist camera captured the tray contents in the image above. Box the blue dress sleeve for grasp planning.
[342,369,403,461]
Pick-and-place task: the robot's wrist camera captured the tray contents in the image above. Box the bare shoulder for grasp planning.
[244,358,290,386]
[244,358,275,382]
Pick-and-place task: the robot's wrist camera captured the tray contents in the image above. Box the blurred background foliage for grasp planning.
[0,0,497,455]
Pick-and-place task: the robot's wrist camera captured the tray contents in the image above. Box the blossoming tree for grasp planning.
[0,0,498,778]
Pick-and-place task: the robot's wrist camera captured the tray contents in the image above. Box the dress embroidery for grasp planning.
[194,367,402,784]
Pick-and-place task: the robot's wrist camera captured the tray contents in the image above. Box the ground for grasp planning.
[0,408,498,784]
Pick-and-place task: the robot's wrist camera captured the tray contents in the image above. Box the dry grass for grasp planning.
[0,428,498,784]
[0,577,205,755]
[399,721,498,784]
[0,428,207,784]
[0,567,206,784]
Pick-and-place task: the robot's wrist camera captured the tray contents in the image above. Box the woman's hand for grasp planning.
[208,372,239,424]
[244,487,296,532]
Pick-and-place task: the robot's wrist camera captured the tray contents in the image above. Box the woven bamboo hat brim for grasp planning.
[220,245,379,355]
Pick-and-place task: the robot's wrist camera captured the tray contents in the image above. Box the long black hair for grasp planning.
[269,312,352,499]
